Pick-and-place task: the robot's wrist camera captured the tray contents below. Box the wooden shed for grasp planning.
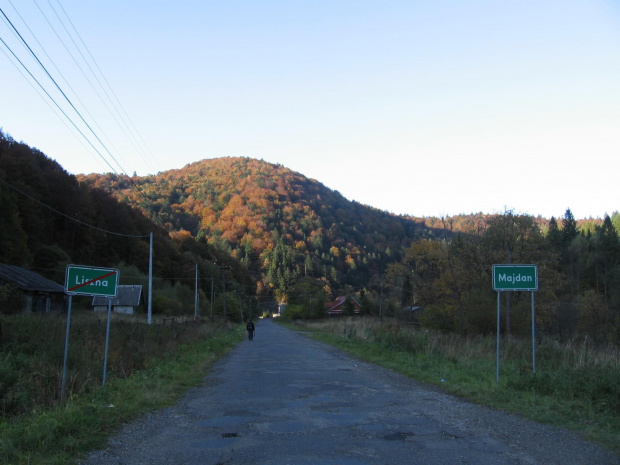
[0,263,66,313]
[92,285,143,315]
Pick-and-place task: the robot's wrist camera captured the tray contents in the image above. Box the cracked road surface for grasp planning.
[81,319,617,465]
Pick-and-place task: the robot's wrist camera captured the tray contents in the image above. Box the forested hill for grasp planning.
[3,133,619,340]
[0,131,249,291]
[78,157,438,292]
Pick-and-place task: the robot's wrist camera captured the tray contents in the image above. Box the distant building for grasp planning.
[0,263,66,312]
[400,306,423,325]
[92,285,143,315]
[325,295,361,316]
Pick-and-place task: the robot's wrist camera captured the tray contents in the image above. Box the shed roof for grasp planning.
[92,285,143,306]
[402,306,423,312]
[326,295,361,313]
[0,264,65,293]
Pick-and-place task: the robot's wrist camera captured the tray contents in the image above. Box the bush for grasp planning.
[152,294,182,315]
[281,304,304,320]
[0,284,23,315]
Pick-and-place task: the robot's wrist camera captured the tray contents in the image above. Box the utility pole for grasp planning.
[210,277,214,320]
[148,232,153,325]
[235,290,244,322]
[194,264,199,318]
[215,262,231,325]
[410,268,416,324]
[380,279,384,323]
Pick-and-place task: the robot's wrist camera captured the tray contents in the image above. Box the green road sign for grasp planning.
[492,264,538,291]
[65,265,119,297]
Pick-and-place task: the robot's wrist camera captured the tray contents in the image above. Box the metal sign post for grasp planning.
[492,264,538,382]
[102,298,112,386]
[61,295,72,402]
[496,291,501,383]
[63,265,119,397]
[531,291,536,374]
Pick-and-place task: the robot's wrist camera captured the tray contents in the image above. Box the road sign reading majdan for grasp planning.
[493,264,538,291]
[65,265,119,297]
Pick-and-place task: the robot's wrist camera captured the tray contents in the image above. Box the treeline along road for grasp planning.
[82,320,617,465]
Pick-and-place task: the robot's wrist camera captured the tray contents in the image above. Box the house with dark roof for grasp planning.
[325,295,361,316]
[92,285,143,315]
[0,264,66,312]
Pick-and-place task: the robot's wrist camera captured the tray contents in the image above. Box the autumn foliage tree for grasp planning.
[79,157,435,301]
[397,209,619,342]
[0,131,251,317]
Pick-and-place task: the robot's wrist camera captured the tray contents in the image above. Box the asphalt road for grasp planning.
[82,319,617,465]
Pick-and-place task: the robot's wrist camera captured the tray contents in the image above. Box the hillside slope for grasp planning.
[0,132,248,291]
[79,157,438,292]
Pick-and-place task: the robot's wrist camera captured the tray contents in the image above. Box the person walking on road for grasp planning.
[246,319,255,340]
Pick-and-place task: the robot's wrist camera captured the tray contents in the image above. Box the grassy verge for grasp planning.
[284,318,620,455]
[0,319,244,465]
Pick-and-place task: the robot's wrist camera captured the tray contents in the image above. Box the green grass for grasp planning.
[285,318,620,455]
[0,316,244,465]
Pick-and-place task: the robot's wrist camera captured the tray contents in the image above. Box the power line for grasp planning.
[50,0,160,173]
[34,0,160,174]
[0,7,128,174]
[6,0,147,175]
[0,34,119,173]
[8,0,113,156]
[0,4,164,224]
[0,39,110,172]
[0,7,124,174]
[1,4,158,174]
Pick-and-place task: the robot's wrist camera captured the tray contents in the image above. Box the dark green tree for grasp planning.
[562,208,579,247]
[485,210,541,335]
[547,216,562,251]
[590,215,620,304]
[343,297,356,316]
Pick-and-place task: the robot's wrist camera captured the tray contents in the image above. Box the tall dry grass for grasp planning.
[297,317,620,370]
[290,316,620,453]
[0,311,225,421]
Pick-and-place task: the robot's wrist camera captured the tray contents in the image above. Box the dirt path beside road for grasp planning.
[81,319,617,465]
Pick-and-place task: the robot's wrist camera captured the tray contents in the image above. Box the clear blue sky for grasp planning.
[1,0,619,219]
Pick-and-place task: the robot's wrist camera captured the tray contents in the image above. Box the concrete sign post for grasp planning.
[492,265,538,382]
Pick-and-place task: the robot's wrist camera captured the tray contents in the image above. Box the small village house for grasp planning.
[92,285,143,315]
[325,295,362,316]
[0,263,66,312]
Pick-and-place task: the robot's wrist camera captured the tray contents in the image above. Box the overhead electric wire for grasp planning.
[6,0,159,175]
[0,5,161,222]
[48,0,160,174]
[0,33,119,173]
[31,0,152,174]
[0,6,127,175]
[1,3,167,232]
[5,0,126,172]
[0,42,110,172]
